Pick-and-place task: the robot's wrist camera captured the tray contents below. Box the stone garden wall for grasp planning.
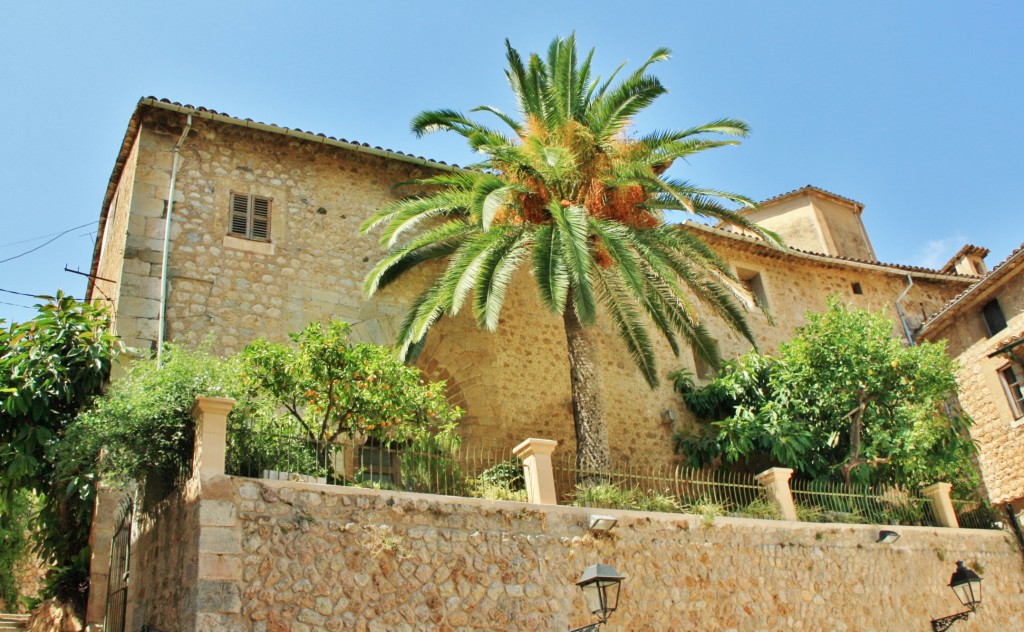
[141,475,1024,632]
[84,397,1024,632]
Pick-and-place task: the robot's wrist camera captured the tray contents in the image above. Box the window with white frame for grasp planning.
[229,192,271,241]
[999,364,1024,420]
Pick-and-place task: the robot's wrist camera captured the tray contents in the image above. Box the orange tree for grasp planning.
[240,321,461,447]
[361,35,776,472]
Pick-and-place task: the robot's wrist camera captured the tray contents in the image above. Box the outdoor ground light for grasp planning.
[571,563,625,630]
[877,530,901,544]
[931,561,983,632]
[588,514,618,533]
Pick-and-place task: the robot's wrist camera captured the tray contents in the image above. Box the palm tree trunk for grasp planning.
[563,306,612,477]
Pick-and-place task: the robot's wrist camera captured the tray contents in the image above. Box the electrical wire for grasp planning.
[0,221,99,264]
[0,287,43,299]
[0,300,33,310]
[0,221,98,248]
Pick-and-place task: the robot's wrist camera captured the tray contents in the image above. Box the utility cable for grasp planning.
[0,221,99,265]
[0,287,44,299]
[0,221,98,248]
[0,299,33,310]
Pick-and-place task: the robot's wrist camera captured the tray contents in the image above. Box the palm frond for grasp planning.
[395,285,447,361]
[376,189,475,248]
[594,266,658,387]
[470,105,524,135]
[532,224,569,314]
[505,39,541,117]
[363,221,474,296]
[472,229,532,330]
[550,203,596,324]
[438,232,507,315]
[588,75,666,141]
[590,219,680,356]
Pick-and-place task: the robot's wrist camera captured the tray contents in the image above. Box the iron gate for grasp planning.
[104,498,133,632]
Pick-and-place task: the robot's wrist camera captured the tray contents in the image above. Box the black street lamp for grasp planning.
[570,564,625,631]
[931,561,983,632]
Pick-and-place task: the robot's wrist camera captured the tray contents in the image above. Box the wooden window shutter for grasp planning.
[230,193,250,237]
[251,197,271,241]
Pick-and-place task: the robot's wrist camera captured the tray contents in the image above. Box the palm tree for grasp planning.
[361,35,779,473]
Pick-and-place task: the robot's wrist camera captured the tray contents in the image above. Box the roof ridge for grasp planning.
[690,221,966,278]
[140,97,464,171]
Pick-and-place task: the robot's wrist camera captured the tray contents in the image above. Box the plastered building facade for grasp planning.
[90,98,1006,490]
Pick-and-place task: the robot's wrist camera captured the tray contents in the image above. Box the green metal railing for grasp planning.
[951,497,1002,530]
[551,452,775,518]
[790,478,938,526]
[226,429,514,498]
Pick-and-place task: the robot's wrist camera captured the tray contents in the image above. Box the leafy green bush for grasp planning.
[733,498,781,520]
[0,491,32,609]
[68,342,243,496]
[674,298,979,492]
[241,321,461,445]
[469,461,528,501]
[571,483,681,513]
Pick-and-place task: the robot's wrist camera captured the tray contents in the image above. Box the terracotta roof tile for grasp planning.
[691,222,966,278]
[143,97,461,168]
[758,184,863,208]
[938,243,991,275]
[918,242,1024,336]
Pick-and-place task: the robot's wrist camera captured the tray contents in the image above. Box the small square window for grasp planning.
[998,364,1024,420]
[693,340,719,381]
[736,267,768,309]
[981,299,1007,337]
[229,192,272,242]
[851,282,863,295]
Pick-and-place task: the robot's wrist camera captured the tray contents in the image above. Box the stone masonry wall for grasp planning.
[111,480,202,631]
[95,108,973,471]
[923,263,1024,505]
[163,475,1024,631]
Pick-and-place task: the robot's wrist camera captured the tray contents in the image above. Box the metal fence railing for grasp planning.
[951,497,1002,530]
[790,479,938,526]
[224,429,1003,530]
[551,452,775,518]
[226,429,518,499]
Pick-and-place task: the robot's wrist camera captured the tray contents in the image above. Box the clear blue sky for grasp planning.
[2,1,1022,324]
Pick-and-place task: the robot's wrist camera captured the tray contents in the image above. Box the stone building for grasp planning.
[82,97,1024,631]
[918,244,1024,513]
[88,97,990,481]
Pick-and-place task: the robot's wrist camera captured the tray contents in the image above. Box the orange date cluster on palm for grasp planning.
[493,178,658,231]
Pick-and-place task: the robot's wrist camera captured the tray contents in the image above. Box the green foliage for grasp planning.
[676,298,978,490]
[469,461,527,501]
[571,483,682,513]
[69,343,242,491]
[361,35,778,470]
[475,460,525,491]
[0,293,119,613]
[0,292,119,503]
[241,321,461,445]
[0,491,32,609]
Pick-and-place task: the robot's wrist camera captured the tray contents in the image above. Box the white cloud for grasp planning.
[914,233,968,270]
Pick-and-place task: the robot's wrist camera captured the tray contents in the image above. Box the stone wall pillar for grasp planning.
[513,438,559,505]
[85,484,122,626]
[192,396,243,629]
[191,396,235,478]
[922,482,960,528]
[755,467,798,521]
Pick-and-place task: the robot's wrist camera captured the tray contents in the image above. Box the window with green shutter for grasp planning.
[229,192,272,242]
